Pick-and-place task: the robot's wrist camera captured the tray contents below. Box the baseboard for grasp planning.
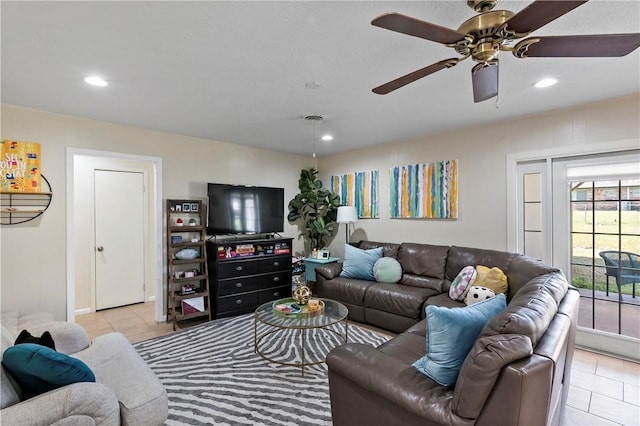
[576,327,640,361]
[75,308,92,316]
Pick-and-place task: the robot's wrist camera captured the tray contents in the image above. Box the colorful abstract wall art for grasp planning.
[0,140,41,192]
[389,160,457,219]
[330,170,379,219]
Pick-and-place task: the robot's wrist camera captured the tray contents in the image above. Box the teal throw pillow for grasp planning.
[373,257,403,283]
[2,343,95,399]
[340,244,383,281]
[412,293,507,387]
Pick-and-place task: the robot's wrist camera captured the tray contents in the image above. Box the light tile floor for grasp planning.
[77,302,640,425]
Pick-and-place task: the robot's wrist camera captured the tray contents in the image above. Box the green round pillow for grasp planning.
[373,257,403,283]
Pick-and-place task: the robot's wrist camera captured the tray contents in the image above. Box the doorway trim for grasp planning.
[66,148,163,323]
[506,138,639,360]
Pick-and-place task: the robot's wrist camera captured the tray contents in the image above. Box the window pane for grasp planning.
[594,202,619,234]
[571,264,593,290]
[571,202,592,233]
[594,181,620,201]
[524,231,542,260]
[621,235,640,254]
[595,233,619,254]
[621,179,640,201]
[571,182,592,201]
[572,233,593,265]
[621,209,640,235]
[524,202,542,231]
[524,173,541,202]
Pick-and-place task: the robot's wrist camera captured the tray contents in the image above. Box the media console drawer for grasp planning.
[217,292,258,313]
[217,260,258,279]
[257,256,290,273]
[217,276,259,297]
[260,271,292,289]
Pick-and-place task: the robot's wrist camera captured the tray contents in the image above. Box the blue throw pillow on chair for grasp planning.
[412,294,507,387]
[340,244,384,281]
[2,343,95,399]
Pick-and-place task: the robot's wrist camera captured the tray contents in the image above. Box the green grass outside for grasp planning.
[571,210,639,295]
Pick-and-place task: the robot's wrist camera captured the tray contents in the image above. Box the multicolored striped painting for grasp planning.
[330,170,379,218]
[389,160,457,219]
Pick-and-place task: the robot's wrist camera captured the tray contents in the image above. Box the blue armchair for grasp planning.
[599,251,639,298]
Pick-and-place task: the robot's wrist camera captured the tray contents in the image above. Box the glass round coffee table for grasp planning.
[254,298,349,376]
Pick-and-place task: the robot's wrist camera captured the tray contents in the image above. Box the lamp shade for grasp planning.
[337,206,358,224]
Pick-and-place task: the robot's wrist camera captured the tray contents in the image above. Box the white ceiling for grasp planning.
[2,1,639,156]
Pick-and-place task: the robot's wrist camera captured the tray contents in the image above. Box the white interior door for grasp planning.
[95,169,145,310]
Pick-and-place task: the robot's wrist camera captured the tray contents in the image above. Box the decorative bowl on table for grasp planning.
[272,298,325,318]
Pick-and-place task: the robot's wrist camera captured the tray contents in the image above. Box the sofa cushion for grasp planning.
[340,244,383,281]
[365,283,439,320]
[73,332,168,425]
[449,265,477,300]
[398,243,449,279]
[2,343,95,399]
[357,241,401,259]
[412,294,507,387]
[475,265,508,294]
[446,246,517,281]
[373,257,403,283]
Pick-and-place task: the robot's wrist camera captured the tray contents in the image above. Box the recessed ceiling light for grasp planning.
[321,134,333,142]
[534,78,557,88]
[84,76,108,87]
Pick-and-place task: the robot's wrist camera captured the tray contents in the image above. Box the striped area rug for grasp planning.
[134,313,389,425]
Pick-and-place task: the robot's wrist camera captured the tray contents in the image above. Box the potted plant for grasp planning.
[288,168,340,254]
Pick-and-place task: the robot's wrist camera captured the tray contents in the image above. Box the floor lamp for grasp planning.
[337,206,358,244]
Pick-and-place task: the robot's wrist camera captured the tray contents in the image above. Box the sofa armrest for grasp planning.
[315,263,343,280]
[1,382,119,426]
[326,343,454,422]
[452,334,533,420]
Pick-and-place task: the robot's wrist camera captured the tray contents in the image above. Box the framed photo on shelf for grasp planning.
[182,203,191,212]
[190,203,199,212]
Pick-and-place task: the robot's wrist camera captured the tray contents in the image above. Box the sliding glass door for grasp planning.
[570,179,640,337]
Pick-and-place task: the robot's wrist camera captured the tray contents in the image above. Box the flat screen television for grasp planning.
[207,183,285,235]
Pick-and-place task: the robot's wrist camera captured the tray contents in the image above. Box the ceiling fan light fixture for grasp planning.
[534,77,558,88]
[84,76,108,87]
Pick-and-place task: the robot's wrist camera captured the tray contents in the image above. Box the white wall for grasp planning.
[2,95,638,319]
[319,94,640,258]
[1,105,313,320]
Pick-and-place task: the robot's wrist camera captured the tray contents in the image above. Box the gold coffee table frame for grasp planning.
[254,298,349,376]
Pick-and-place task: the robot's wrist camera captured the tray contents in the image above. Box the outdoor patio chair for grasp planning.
[599,250,639,298]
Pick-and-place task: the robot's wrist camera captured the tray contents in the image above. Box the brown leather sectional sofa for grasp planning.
[315,241,579,426]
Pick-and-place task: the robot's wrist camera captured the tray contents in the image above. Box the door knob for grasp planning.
[97,246,104,252]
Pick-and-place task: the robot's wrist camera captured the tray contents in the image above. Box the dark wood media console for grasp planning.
[206,238,292,318]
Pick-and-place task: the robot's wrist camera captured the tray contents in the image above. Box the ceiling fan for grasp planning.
[371,0,640,102]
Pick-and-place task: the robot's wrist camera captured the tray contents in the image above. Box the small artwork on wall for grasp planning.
[330,170,379,219]
[389,160,458,219]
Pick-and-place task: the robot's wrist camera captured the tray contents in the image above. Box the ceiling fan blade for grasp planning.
[505,1,589,35]
[515,33,640,57]
[372,58,459,95]
[472,61,499,103]
[371,12,469,45]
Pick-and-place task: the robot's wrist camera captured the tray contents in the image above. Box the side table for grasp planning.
[304,256,340,282]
